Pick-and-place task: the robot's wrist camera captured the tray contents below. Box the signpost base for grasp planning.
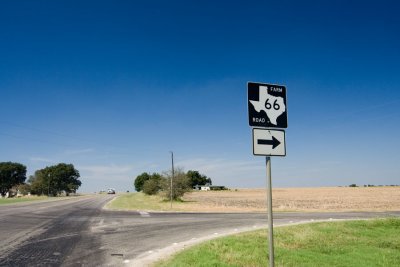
[266,156,274,267]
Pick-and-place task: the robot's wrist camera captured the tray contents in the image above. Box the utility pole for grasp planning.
[170,151,174,208]
[47,173,51,197]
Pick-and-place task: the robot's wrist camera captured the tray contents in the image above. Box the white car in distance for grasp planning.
[107,188,116,194]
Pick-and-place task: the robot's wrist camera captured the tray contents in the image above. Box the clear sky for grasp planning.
[1,0,399,192]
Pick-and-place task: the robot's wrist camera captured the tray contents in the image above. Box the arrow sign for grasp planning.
[253,128,286,156]
[257,136,281,149]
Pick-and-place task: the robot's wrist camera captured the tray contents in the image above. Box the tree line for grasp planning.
[0,162,82,197]
[134,169,212,200]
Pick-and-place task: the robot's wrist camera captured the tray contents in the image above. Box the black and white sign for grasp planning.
[248,82,288,128]
[252,128,286,156]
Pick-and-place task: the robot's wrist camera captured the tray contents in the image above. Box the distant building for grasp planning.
[193,184,227,191]
[200,186,210,191]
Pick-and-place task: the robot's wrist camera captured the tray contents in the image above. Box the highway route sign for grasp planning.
[252,128,286,156]
[248,82,287,128]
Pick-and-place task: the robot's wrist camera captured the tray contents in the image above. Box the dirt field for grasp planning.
[181,187,400,212]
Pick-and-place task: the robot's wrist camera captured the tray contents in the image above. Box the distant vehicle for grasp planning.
[107,189,115,194]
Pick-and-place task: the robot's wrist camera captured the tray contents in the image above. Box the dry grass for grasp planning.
[181,187,400,212]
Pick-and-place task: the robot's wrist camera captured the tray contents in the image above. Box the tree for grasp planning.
[29,163,81,196]
[134,172,151,192]
[18,183,31,195]
[186,170,212,187]
[141,173,162,195]
[143,179,160,195]
[0,162,27,197]
[51,163,81,195]
[29,172,47,195]
[161,169,191,200]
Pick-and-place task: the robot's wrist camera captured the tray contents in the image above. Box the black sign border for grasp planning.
[252,128,286,157]
[248,81,288,128]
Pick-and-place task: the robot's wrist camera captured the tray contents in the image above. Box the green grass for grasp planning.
[155,218,400,267]
[0,196,48,205]
[106,192,189,211]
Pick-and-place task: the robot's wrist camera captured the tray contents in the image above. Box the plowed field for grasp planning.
[181,187,400,212]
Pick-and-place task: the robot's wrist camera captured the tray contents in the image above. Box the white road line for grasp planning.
[140,211,150,217]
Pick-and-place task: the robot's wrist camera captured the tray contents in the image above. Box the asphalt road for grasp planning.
[0,195,398,267]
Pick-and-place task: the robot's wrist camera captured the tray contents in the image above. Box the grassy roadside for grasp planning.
[0,196,48,205]
[105,192,192,211]
[0,194,88,205]
[155,218,400,267]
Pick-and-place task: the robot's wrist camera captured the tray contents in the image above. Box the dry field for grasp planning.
[181,187,400,212]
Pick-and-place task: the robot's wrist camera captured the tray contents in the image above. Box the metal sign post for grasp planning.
[170,151,174,209]
[266,156,274,267]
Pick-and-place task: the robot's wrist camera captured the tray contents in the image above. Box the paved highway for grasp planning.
[0,195,398,266]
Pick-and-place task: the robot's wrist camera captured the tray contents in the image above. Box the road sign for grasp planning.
[248,82,288,267]
[248,82,287,128]
[252,128,286,156]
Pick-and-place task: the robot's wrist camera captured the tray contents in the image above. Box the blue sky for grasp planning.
[1,0,399,192]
